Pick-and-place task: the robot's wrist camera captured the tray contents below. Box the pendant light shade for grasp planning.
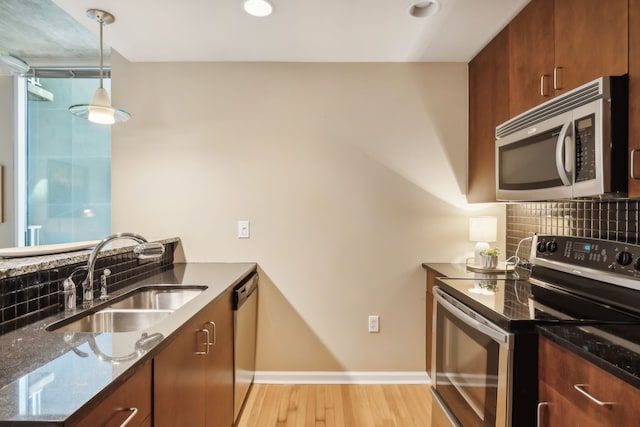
[69,9,130,125]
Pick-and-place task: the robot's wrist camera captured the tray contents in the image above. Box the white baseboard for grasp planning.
[254,371,431,385]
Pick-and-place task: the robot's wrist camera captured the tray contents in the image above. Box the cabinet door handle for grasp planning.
[631,149,640,179]
[536,402,549,427]
[205,321,217,346]
[553,67,563,90]
[195,328,210,355]
[540,75,550,97]
[119,407,139,427]
[573,384,615,407]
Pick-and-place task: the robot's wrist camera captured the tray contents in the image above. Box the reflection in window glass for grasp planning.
[26,77,111,245]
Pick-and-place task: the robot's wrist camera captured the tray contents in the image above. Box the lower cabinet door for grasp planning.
[154,289,234,427]
[154,316,207,427]
[70,361,152,427]
[204,289,234,427]
[539,336,640,426]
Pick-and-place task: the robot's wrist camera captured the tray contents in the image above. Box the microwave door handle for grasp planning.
[555,121,573,186]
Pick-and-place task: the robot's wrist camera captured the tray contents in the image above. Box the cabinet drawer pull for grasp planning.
[631,149,640,179]
[573,384,614,407]
[195,328,210,355]
[119,407,139,427]
[205,321,217,347]
[553,67,563,90]
[536,402,549,427]
[540,75,550,97]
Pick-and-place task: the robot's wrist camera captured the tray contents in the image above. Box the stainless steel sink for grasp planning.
[108,286,206,310]
[46,285,208,333]
[49,309,174,333]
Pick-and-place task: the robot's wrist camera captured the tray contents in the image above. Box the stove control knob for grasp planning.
[537,241,547,253]
[546,241,558,253]
[634,259,640,271]
[616,251,633,266]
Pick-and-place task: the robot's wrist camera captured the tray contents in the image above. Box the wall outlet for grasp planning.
[237,220,250,239]
[368,315,379,333]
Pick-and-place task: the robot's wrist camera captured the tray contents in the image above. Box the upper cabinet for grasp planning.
[468,0,630,203]
[509,0,628,117]
[508,0,554,116]
[468,28,510,203]
[554,0,628,96]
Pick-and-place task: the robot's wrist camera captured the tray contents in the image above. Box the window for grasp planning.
[19,72,111,245]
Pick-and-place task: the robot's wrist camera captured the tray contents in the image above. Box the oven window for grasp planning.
[499,126,566,190]
[434,306,501,426]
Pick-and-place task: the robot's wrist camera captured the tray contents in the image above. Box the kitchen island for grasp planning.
[0,262,256,425]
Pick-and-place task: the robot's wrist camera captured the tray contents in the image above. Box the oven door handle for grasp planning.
[435,288,513,347]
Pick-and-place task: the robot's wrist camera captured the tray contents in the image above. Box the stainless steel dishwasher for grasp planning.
[233,272,258,423]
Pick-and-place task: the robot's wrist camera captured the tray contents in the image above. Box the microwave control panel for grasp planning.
[574,113,596,183]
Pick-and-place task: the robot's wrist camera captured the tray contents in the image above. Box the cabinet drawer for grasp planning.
[539,337,640,426]
[70,361,152,427]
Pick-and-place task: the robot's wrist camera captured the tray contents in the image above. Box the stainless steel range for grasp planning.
[431,234,640,427]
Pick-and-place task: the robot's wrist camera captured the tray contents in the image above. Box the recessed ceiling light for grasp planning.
[408,0,441,18]
[243,0,273,17]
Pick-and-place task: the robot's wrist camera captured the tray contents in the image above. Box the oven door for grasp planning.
[496,110,574,201]
[431,287,514,427]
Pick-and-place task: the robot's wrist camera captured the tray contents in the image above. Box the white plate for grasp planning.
[0,240,100,258]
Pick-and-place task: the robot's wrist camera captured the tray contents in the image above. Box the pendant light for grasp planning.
[69,9,130,125]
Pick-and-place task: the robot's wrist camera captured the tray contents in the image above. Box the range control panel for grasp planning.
[533,234,640,280]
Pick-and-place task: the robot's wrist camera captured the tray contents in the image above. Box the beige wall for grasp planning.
[111,55,505,372]
[0,76,15,247]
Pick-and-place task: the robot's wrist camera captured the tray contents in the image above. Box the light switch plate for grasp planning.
[368,315,379,333]
[237,220,250,239]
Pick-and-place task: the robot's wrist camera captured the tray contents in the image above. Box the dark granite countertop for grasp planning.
[0,262,256,425]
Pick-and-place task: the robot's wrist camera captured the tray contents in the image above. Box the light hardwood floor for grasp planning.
[236,384,432,427]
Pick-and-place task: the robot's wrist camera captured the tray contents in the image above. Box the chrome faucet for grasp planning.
[64,233,165,308]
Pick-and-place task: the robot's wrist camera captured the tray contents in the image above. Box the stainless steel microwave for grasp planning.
[495,76,628,201]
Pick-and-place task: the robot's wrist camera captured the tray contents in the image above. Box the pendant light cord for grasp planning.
[98,16,104,90]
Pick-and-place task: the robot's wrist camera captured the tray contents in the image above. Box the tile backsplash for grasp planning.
[506,199,640,264]
[0,242,175,335]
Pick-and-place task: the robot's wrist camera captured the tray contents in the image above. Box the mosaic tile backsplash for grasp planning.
[506,199,640,264]
[0,242,175,335]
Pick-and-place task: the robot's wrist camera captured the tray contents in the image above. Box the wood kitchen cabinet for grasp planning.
[69,361,152,427]
[154,289,234,427]
[629,0,640,196]
[508,0,554,116]
[538,336,640,426]
[553,0,628,96]
[468,27,510,203]
[425,269,437,373]
[508,0,628,117]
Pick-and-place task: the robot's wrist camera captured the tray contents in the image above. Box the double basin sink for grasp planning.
[46,285,207,333]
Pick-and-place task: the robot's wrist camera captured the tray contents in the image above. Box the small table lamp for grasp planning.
[469,216,497,265]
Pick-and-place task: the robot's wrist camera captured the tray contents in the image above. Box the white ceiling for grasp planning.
[46,0,529,63]
[0,0,529,65]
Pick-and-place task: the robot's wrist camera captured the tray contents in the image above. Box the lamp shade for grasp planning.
[469,216,497,243]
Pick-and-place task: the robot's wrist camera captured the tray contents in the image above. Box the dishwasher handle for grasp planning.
[233,272,258,310]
